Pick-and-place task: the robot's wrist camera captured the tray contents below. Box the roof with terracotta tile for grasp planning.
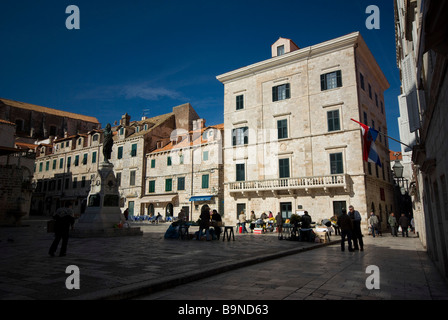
[15,142,38,150]
[0,98,99,123]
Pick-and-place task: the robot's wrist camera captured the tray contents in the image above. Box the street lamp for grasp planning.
[393,160,404,178]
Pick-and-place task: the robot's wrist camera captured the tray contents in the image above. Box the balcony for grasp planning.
[228,174,350,195]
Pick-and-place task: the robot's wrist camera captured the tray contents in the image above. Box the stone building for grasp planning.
[217,33,394,228]
[0,98,100,142]
[0,120,35,225]
[394,0,448,280]
[143,120,224,222]
[32,103,200,217]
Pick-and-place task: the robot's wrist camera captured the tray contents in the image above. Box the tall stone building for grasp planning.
[144,120,224,222]
[217,32,394,228]
[394,0,448,280]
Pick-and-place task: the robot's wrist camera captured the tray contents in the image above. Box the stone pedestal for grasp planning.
[72,162,142,238]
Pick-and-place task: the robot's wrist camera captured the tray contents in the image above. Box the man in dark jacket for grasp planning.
[348,205,364,251]
[337,209,354,252]
[49,202,75,257]
[398,213,409,237]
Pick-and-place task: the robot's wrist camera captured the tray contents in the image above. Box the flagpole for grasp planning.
[350,118,411,149]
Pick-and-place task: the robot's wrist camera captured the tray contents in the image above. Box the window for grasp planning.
[92,151,97,163]
[151,159,155,168]
[116,172,121,186]
[73,177,78,189]
[330,153,343,174]
[39,162,43,172]
[74,155,79,166]
[59,158,64,169]
[82,153,88,165]
[81,176,86,188]
[46,161,49,171]
[144,124,148,131]
[52,159,57,170]
[272,83,290,102]
[117,146,123,159]
[277,119,288,139]
[119,127,124,135]
[179,154,184,164]
[92,134,99,142]
[131,144,137,157]
[375,93,378,107]
[368,84,372,99]
[66,141,69,148]
[78,138,82,146]
[67,157,71,169]
[279,159,290,178]
[148,180,155,193]
[232,127,248,146]
[236,164,245,181]
[236,95,244,110]
[177,177,185,191]
[203,151,208,161]
[363,112,368,125]
[321,70,342,91]
[333,201,346,216]
[277,45,285,56]
[327,110,340,132]
[165,178,172,192]
[202,174,209,189]
[167,156,172,166]
[130,170,136,186]
[360,73,365,90]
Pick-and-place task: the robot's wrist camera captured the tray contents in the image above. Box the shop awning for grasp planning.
[189,195,213,202]
[142,194,177,203]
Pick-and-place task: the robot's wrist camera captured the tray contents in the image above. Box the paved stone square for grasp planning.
[1,218,447,300]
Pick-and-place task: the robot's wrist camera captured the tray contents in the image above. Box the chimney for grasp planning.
[120,113,131,126]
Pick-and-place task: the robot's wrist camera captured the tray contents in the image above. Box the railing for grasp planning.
[228,174,349,192]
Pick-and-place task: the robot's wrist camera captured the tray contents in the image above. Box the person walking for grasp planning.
[369,212,379,238]
[388,212,398,237]
[348,205,364,251]
[275,212,284,240]
[337,209,354,252]
[49,202,75,257]
[398,213,410,237]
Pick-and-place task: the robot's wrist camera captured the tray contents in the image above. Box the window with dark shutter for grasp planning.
[272,83,290,102]
[321,70,343,91]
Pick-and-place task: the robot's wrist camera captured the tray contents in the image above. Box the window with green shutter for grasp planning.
[202,174,209,189]
[277,119,288,139]
[148,180,155,193]
[151,159,155,168]
[279,159,290,178]
[330,153,344,174]
[327,110,341,132]
[167,156,172,166]
[236,164,245,181]
[131,144,137,157]
[236,95,244,110]
[59,158,64,169]
[118,146,123,159]
[177,177,185,191]
[165,178,172,192]
[92,151,97,163]
[52,159,57,170]
[272,83,290,102]
[320,70,342,91]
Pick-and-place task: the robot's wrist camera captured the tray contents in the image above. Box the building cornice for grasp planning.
[216,32,361,84]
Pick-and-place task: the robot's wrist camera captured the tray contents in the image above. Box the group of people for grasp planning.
[198,205,222,241]
[337,205,414,252]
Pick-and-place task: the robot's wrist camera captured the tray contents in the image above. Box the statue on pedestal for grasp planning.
[102,123,113,163]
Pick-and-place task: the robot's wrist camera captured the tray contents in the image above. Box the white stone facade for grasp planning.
[217,33,394,228]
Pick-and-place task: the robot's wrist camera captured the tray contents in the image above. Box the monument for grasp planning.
[72,124,142,237]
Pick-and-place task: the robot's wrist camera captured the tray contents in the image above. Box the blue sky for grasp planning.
[0,0,402,151]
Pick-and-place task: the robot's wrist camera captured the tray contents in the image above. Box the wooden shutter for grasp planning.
[336,70,342,87]
[320,74,326,91]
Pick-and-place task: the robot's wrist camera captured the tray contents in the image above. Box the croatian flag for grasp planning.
[351,119,382,167]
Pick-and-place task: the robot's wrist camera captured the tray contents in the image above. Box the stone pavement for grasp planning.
[137,230,448,301]
[0,218,335,300]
